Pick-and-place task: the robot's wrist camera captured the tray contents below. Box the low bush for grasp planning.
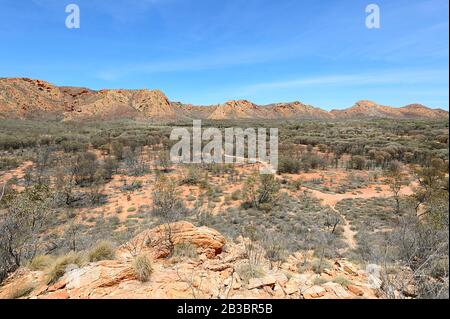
[0,157,20,171]
[88,241,115,262]
[45,252,85,284]
[231,190,241,201]
[236,264,265,284]
[297,258,332,274]
[313,277,328,285]
[133,254,152,282]
[278,157,301,174]
[332,276,353,286]
[173,243,198,259]
[28,255,54,271]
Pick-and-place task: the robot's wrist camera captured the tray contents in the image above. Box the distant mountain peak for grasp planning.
[223,100,256,108]
[0,77,447,121]
[402,103,427,109]
[354,100,378,107]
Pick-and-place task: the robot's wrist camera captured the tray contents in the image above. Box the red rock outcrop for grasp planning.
[1,77,446,121]
[118,221,226,259]
[330,100,447,119]
[0,78,175,120]
[0,222,384,299]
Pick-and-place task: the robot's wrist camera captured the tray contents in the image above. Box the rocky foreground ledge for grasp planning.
[0,221,380,299]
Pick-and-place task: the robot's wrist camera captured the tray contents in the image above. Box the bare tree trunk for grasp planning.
[0,183,6,202]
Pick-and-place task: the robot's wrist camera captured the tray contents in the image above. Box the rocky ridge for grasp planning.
[0,222,382,299]
[0,78,447,121]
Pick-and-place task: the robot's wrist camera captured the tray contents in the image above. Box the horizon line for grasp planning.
[1,76,448,112]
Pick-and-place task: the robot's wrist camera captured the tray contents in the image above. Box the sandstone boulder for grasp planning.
[347,284,364,296]
[301,285,326,299]
[248,276,277,290]
[322,282,352,299]
[119,221,225,259]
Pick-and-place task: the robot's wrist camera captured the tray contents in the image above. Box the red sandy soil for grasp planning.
[1,160,419,245]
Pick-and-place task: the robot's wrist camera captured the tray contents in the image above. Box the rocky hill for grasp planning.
[208,100,269,120]
[330,100,449,119]
[0,78,174,121]
[267,101,334,119]
[0,78,447,121]
[0,222,382,299]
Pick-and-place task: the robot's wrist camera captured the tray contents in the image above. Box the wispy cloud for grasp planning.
[95,54,259,80]
[95,46,297,80]
[236,69,449,95]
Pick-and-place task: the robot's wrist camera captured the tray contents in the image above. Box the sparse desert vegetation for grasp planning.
[0,117,448,299]
[1,0,448,304]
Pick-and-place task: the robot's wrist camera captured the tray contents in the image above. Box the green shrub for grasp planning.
[181,165,202,185]
[0,157,20,170]
[258,202,273,212]
[291,179,302,190]
[61,140,86,153]
[278,157,301,174]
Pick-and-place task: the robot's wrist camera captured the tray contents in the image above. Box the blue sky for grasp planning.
[0,0,448,109]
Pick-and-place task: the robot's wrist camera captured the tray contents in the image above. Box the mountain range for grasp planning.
[0,77,448,121]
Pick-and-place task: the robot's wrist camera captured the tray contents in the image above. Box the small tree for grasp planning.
[152,175,185,255]
[385,161,409,214]
[103,156,119,180]
[65,221,81,252]
[155,150,171,172]
[152,174,180,218]
[35,146,53,185]
[242,172,280,210]
[111,141,124,160]
[0,184,54,282]
[413,158,448,224]
[72,151,98,186]
[350,155,366,170]
[278,157,301,174]
[88,168,106,205]
[55,164,75,206]
[257,174,280,206]
[262,231,287,269]
[123,146,147,176]
[242,173,258,208]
